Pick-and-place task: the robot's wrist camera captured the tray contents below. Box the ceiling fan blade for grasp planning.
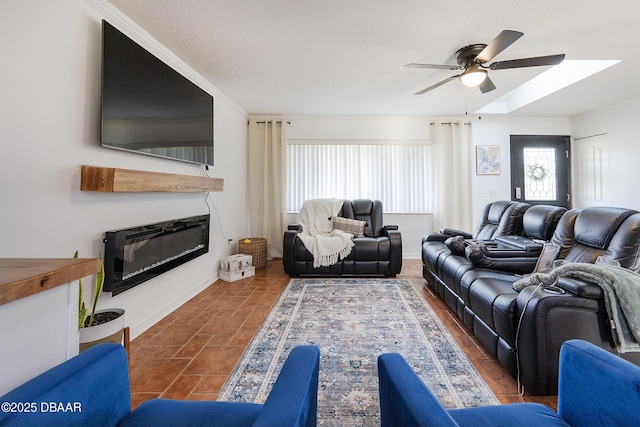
[478,76,496,93]
[415,75,460,95]
[489,54,566,70]
[475,30,524,63]
[405,63,462,70]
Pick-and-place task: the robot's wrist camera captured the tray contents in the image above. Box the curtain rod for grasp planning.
[430,122,471,125]
[251,120,467,125]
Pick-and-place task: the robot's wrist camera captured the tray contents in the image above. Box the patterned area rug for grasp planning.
[218,278,498,426]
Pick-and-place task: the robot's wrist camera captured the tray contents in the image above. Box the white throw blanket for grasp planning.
[297,198,354,268]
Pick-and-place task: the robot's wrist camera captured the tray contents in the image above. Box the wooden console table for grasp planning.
[0,258,101,394]
[0,258,100,305]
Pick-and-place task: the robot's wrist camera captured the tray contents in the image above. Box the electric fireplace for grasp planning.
[103,214,210,295]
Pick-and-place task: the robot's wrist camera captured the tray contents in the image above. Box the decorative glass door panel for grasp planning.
[523,147,557,201]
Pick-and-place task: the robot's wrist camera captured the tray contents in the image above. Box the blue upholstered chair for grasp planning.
[0,343,319,427]
[378,339,640,426]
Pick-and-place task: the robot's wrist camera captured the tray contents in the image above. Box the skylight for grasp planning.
[476,60,621,114]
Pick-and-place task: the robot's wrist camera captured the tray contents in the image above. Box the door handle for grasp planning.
[515,187,522,199]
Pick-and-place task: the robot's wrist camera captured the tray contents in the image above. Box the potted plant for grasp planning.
[74,251,125,352]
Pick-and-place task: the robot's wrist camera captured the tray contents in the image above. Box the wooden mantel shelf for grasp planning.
[0,258,101,306]
[80,165,224,193]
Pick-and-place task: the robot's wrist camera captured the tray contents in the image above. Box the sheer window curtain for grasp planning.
[247,120,288,258]
[431,121,474,233]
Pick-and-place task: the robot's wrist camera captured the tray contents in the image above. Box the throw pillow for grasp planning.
[532,243,561,274]
[331,216,366,237]
[444,235,468,256]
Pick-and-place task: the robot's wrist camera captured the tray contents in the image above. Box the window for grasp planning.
[286,141,433,213]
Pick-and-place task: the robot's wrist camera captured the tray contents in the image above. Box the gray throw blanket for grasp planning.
[513,263,640,353]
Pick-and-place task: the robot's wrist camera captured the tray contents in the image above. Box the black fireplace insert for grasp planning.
[103,214,210,295]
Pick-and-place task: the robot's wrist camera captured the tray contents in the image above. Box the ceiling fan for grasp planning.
[406,30,565,95]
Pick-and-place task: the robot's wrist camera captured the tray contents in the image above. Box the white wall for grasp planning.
[569,96,640,210]
[471,117,571,218]
[0,0,248,338]
[470,103,640,216]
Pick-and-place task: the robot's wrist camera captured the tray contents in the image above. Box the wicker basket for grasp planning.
[238,237,267,270]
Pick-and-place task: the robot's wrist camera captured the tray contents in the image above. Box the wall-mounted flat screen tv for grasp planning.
[101,20,214,166]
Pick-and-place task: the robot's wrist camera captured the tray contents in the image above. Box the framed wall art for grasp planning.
[476,145,501,175]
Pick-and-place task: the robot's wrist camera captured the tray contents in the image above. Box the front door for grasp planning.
[510,135,571,208]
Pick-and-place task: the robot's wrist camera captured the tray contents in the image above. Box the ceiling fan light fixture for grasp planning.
[409,30,565,95]
[459,66,488,87]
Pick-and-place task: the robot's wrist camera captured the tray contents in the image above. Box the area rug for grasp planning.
[218,278,498,426]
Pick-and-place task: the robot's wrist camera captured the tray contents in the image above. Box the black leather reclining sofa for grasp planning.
[283,199,402,276]
[423,202,640,395]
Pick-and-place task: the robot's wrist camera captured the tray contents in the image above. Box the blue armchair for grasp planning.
[378,339,640,426]
[0,343,319,427]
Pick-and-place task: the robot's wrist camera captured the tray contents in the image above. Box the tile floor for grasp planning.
[128,259,558,410]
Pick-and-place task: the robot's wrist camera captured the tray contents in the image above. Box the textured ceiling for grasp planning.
[107,0,640,117]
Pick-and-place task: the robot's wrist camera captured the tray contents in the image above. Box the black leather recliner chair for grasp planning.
[421,201,530,311]
[424,205,640,395]
[423,200,531,244]
[283,199,402,276]
[464,204,567,274]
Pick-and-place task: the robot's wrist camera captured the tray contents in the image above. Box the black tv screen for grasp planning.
[101,20,214,166]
